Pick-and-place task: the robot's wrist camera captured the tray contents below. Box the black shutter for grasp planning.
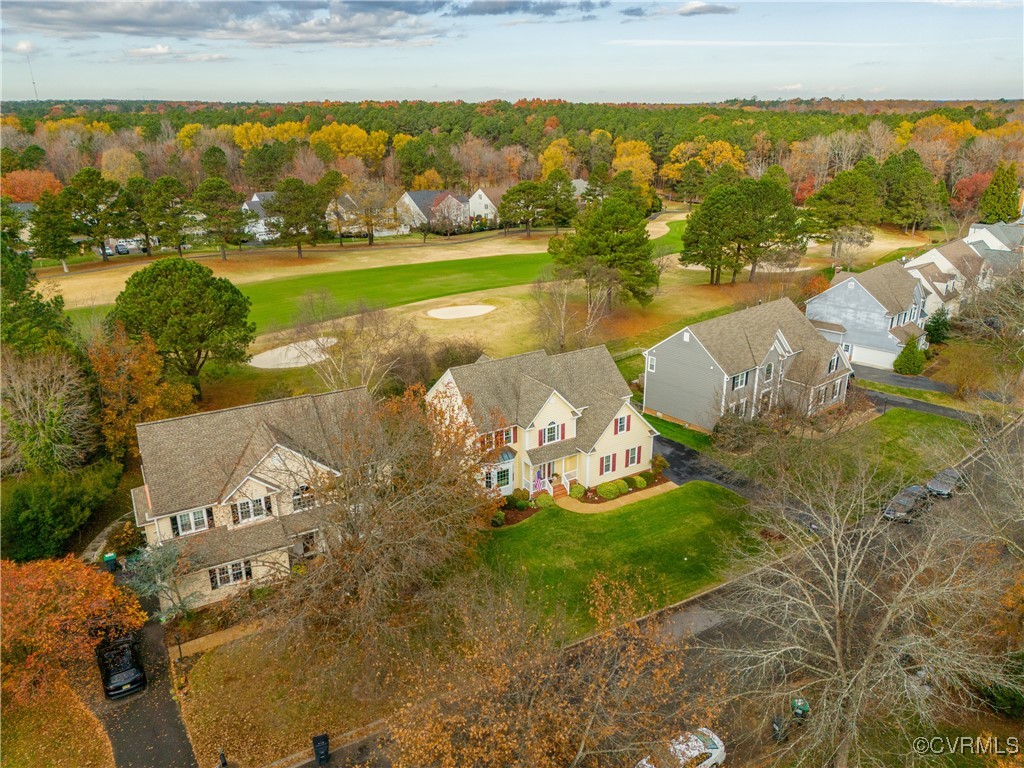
[206,507,214,528]
[265,495,272,514]
[230,503,239,524]
[209,569,218,590]
[243,560,253,580]
[170,516,180,537]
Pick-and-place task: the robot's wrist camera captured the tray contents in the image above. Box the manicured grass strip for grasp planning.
[480,481,750,634]
[852,380,1000,417]
[67,251,553,333]
[644,415,713,451]
[832,408,973,482]
[652,219,688,257]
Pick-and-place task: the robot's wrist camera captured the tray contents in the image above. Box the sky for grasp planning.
[1,1,1022,103]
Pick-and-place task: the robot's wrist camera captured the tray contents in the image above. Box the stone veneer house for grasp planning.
[642,298,852,432]
[805,261,928,370]
[427,347,656,498]
[132,388,370,610]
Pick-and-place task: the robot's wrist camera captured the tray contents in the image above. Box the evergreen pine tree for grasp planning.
[979,161,1020,224]
[893,335,926,375]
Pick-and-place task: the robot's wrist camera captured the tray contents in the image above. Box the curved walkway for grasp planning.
[556,480,679,513]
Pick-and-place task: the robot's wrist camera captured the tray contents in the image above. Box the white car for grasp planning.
[635,728,726,768]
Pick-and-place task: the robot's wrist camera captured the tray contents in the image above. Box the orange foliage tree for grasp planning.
[1,556,146,703]
[802,273,832,299]
[389,576,720,768]
[1,169,63,202]
[87,321,196,459]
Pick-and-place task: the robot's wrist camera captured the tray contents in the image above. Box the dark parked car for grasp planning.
[115,243,129,255]
[96,636,147,698]
[926,468,967,498]
[883,485,930,523]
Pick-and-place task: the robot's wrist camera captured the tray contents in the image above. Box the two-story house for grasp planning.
[241,191,277,242]
[964,219,1024,278]
[427,347,656,498]
[642,298,851,432]
[467,187,506,225]
[131,388,370,610]
[805,261,928,370]
[903,239,989,317]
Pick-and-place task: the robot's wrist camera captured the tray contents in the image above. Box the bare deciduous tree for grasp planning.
[531,268,610,354]
[956,269,1024,391]
[709,455,1020,768]
[1,350,97,474]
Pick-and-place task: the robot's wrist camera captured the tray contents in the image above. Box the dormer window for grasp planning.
[292,485,316,511]
[172,507,212,537]
[828,353,839,374]
[232,495,272,525]
[764,362,774,382]
[545,422,558,443]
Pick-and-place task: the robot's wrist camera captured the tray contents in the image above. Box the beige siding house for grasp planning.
[427,347,657,498]
[131,388,370,610]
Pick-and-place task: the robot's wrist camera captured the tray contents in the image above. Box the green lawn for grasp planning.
[480,481,751,633]
[652,219,688,257]
[644,415,713,451]
[831,408,974,483]
[852,380,1008,419]
[67,251,553,333]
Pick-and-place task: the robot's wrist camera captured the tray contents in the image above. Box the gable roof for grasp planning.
[933,239,984,278]
[445,347,633,454]
[830,261,918,315]
[969,221,1024,251]
[402,190,444,215]
[135,388,371,519]
[680,298,849,385]
[477,187,507,206]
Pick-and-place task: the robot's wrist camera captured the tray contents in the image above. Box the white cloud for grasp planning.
[775,83,803,91]
[179,52,229,62]
[676,2,736,16]
[13,40,37,54]
[128,43,172,57]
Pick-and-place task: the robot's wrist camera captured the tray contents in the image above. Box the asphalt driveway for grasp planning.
[85,596,198,768]
[652,436,754,497]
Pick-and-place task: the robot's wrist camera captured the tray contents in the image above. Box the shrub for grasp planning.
[105,520,146,557]
[925,307,951,344]
[639,471,655,486]
[515,499,529,510]
[596,482,621,500]
[634,476,647,489]
[1,459,122,561]
[569,483,586,499]
[535,492,557,509]
[503,494,517,509]
[614,478,630,494]
[893,335,926,375]
[491,509,506,527]
[650,454,669,477]
[623,476,638,489]
[511,488,530,503]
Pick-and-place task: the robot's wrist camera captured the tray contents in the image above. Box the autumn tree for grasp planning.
[343,178,402,246]
[531,267,610,354]
[956,270,1024,390]
[979,161,1020,224]
[710,455,1021,768]
[1,349,97,475]
[109,258,255,396]
[0,168,63,202]
[100,147,144,185]
[950,171,993,235]
[550,189,657,306]
[611,139,656,193]
[88,322,195,459]
[539,137,575,179]
[389,576,718,768]
[411,168,443,191]
[1,557,146,702]
[190,177,248,260]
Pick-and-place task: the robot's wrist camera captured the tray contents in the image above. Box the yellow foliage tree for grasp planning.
[612,139,656,190]
[100,148,144,185]
[411,169,444,191]
[310,122,370,159]
[539,138,574,179]
[894,120,915,147]
[176,123,204,149]
[272,121,307,143]
[392,133,414,151]
[912,114,980,147]
[233,121,270,151]
[589,128,612,143]
[213,124,237,144]
[364,129,389,168]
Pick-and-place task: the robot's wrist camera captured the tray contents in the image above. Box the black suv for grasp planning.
[96,636,147,699]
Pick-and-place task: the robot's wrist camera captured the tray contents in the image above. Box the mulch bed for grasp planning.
[578,473,669,504]
[502,505,540,526]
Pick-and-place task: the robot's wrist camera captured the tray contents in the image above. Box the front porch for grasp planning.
[522,454,579,499]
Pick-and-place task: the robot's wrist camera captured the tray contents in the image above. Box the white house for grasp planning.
[242,191,277,242]
[468,187,506,224]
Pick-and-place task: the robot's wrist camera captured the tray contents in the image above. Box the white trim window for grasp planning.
[731,371,749,390]
[599,453,616,475]
[292,485,316,511]
[496,467,510,488]
[208,559,253,590]
[625,446,639,467]
[232,496,272,525]
[545,422,559,443]
[763,362,774,382]
[818,387,827,405]
[647,356,656,373]
[832,380,842,399]
[616,416,628,434]
[173,508,209,537]
[738,399,747,418]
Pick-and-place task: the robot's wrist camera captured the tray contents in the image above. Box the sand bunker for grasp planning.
[250,337,336,369]
[426,305,496,320]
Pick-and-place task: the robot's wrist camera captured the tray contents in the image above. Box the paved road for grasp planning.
[85,595,198,768]
[861,388,971,422]
[653,435,755,497]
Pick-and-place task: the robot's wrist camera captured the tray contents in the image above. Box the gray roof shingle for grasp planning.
[135,388,371,520]
[831,261,918,315]
[446,347,633,454]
